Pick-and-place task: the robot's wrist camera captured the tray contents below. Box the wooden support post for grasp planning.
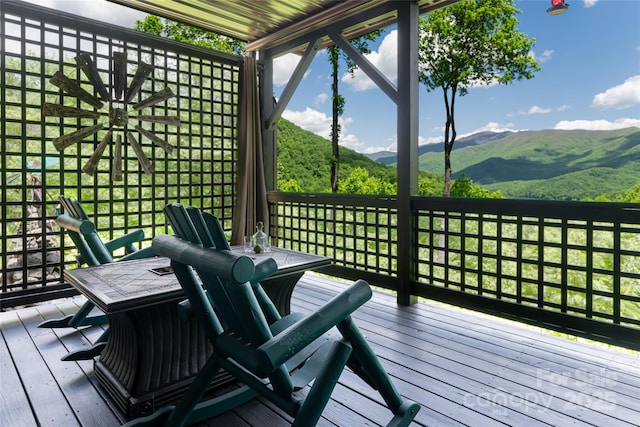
[396,1,419,306]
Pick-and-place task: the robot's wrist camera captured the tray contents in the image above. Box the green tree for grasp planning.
[417,173,444,196]
[328,31,382,193]
[450,174,502,198]
[339,167,396,195]
[590,182,640,203]
[278,178,303,193]
[134,15,244,54]
[418,0,540,196]
[615,183,640,202]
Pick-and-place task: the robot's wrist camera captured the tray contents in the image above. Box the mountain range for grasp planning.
[368,128,640,200]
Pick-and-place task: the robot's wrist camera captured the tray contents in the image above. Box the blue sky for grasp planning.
[25,0,640,154]
[277,0,640,153]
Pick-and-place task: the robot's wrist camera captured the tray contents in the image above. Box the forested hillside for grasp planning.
[276,119,398,193]
[414,128,640,200]
[277,120,640,201]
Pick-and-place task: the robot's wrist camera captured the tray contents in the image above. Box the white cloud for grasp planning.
[341,31,397,92]
[592,75,640,110]
[526,106,552,115]
[340,133,374,153]
[532,49,554,64]
[282,107,391,153]
[282,107,354,141]
[462,122,518,137]
[380,136,398,153]
[509,104,570,117]
[584,0,598,8]
[273,53,307,87]
[420,135,443,145]
[365,134,443,154]
[315,93,329,105]
[282,108,331,138]
[554,118,640,131]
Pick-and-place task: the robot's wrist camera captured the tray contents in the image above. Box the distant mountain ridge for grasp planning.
[371,131,514,165]
[369,128,640,200]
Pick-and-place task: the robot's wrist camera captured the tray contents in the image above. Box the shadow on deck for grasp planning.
[1,273,638,426]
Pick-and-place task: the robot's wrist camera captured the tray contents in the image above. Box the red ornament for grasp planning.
[548,0,570,15]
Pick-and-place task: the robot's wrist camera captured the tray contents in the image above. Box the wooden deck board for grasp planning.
[0,311,39,427]
[1,273,638,426]
[19,302,121,427]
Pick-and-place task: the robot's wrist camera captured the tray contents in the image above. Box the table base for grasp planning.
[94,301,230,419]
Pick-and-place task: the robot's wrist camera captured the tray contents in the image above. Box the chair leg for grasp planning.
[337,317,420,427]
[61,341,107,361]
[163,354,226,427]
[61,328,109,361]
[38,300,107,328]
[292,340,352,427]
[386,400,422,427]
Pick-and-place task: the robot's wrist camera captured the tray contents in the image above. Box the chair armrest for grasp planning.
[56,214,94,234]
[219,280,372,377]
[250,258,278,285]
[104,229,145,254]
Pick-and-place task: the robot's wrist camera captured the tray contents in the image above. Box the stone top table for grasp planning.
[62,245,330,418]
[64,245,331,315]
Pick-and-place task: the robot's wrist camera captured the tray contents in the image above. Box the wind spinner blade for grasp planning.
[43,103,102,119]
[82,130,112,175]
[50,71,104,109]
[124,61,153,104]
[52,124,103,150]
[127,131,154,175]
[135,125,174,154]
[75,53,110,101]
[137,115,181,126]
[112,134,123,181]
[113,52,127,100]
[133,87,175,110]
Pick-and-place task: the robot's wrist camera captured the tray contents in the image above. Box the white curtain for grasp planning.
[231,56,268,245]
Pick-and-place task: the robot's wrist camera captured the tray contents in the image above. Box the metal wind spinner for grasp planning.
[43,52,180,180]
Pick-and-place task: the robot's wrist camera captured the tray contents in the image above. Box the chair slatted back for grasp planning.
[164,203,230,250]
[190,208,230,250]
[164,203,201,245]
[56,203,114,266]
[60,194,90,220]
[57,195,148,267]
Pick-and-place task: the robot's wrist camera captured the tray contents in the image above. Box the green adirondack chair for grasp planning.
[164,203,281,323]
[125,204,419,427]
[39,195,154,360]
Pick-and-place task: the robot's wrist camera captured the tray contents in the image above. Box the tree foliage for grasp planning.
[275,118,502,197]
[418,174,445,197]
[613,183,640,203]
[588,182,640,203]
[276,119,397,193]
[328,31,382,193]
[450,174,502,198]
[339,167,396,195]
[419,0,540,196]
[134,15,245,54]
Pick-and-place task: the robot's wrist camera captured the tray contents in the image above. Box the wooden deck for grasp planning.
[2,273,638,427]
